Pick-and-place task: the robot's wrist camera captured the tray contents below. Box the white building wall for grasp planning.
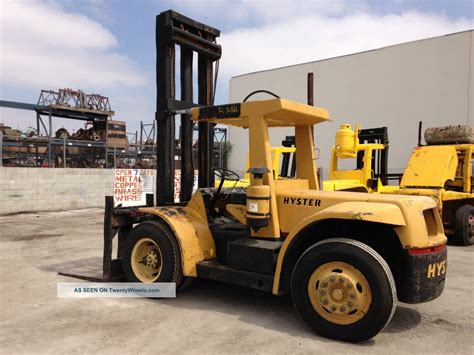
[228,31,474,178]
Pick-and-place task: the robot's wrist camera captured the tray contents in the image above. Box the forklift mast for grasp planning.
[357,127,389,185]
[155,10,221,205]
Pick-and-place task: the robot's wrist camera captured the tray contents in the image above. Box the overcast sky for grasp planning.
[0,0,472,132]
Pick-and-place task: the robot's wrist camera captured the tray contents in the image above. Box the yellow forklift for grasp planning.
[114,97,448,343]
[324,123,473,245]
[80,10,448,344]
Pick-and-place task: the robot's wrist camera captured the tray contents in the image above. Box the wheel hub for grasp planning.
[318,272,362,316]
[331,288,344,302]
[131,237,163,283]
[308,261,372,325]
[145,250,159,267]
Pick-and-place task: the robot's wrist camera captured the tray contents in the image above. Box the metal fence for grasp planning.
[0,133,230,170]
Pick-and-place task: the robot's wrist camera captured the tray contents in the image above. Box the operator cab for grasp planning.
[190,98,330,233]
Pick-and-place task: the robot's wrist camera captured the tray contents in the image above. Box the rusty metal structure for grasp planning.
[0,97,228,169]
[38,89,113,113]
[1,89,113,167]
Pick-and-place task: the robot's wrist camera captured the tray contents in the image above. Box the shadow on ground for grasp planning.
[48,257,422,343]
[42,256,103,279]
[154,279,422,343]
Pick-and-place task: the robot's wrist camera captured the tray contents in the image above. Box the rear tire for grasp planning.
[291,238,397,343]
[123,220,183,286]
[454,205,474,246]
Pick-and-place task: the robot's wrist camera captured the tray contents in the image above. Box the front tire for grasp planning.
[291,238,397,343]
[454,205,474,246]
[123,220,183,285]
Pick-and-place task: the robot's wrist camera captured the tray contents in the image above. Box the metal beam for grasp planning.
[198,55,214,188]
[180,47,194,201]
[0,100,45,111]
[156,12,176,205]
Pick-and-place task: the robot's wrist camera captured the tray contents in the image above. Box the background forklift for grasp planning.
[98,10,448,343]
[323,123,474,245]
[323,125,400,193]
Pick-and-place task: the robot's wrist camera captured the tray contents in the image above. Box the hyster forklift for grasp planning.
[100,10,448,343]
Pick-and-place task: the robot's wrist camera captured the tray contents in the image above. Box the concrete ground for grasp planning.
[0,208,473,354]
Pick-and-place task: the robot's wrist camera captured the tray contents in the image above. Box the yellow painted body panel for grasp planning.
[378,185,400,194]
[219,179,249,188]
[400,144,474,208]
[401,146,458,188]
[275,189,441,241]
[388,144,473,207]
[443,190,474,202]
[191,99,330,128]
[275,179,309,190]
[393,188,474,208]
[139,191,215,277]
[323,179,401,194]
[225,204,247,224]
[323,179,369,192]
[272,190,446,294]
[277,197,406,232]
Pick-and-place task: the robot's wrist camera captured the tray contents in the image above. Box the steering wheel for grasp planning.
[213,167,241,201]
[214,167,241,182]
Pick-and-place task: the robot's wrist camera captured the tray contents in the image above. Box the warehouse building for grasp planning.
[227,30,473,179]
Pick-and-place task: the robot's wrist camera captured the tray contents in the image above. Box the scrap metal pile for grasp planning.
[55,127,103,141]
[1,88,116,168]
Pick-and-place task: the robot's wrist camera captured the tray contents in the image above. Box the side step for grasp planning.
[227,238,283,275]
[196,261,274,292]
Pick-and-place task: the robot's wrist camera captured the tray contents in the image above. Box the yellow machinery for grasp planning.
[324,124,398,193]
[114,99,448,343]
[324,124,473,245]
[397,143,473,245]
[217,146,296,188]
